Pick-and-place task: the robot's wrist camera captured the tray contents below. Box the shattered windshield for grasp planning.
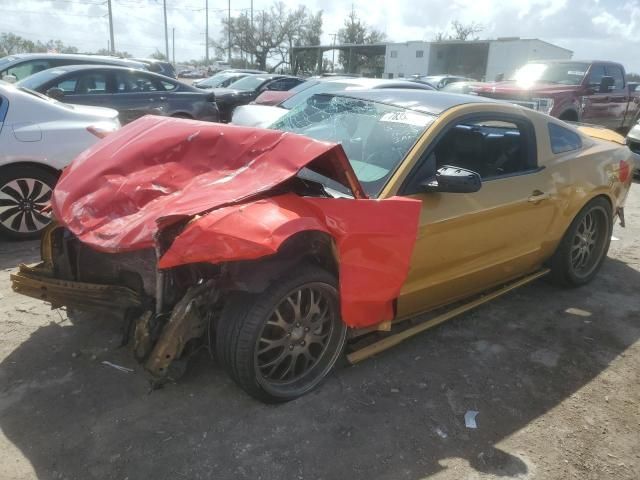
[271,94,435,197]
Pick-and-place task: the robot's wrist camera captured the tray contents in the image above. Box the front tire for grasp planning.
[549,197,612,287]
[0,165,57,240]
[215,265,347,403]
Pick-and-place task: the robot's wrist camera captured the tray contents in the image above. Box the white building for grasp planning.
[384,38,572,81]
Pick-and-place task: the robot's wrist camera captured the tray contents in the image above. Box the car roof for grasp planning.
[327,89,499,116]
[4,53,144,65]
[32,64,145,72]
[322,77,423,87]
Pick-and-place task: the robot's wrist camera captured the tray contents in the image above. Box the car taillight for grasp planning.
[87,125,114,138]
[618,160,630,183]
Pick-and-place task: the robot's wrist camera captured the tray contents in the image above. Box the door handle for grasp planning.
[528,190,549,203]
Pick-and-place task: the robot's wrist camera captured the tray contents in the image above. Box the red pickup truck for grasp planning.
[475,60,640,131]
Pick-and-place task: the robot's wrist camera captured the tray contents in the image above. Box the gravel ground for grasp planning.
[1,186,639,480]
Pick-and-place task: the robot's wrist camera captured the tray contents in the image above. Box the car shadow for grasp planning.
[0,257,639,479]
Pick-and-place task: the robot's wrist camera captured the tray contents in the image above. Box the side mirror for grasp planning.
[599,76,615,93]
[2,74,17,84]
[46,87,65,100]
[421,165,482,193]
[628,82,639,92]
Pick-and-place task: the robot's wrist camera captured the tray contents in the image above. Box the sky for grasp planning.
[1,0,639,72]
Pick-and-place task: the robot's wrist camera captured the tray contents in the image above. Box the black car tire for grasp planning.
[215,264,347,403]
[0,165,57,240]
[549,197,612,287]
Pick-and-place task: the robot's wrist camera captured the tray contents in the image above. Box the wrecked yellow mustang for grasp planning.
[11,91,633,402]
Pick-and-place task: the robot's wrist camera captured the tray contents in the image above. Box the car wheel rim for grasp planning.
[570,207,607,279]
[255,284,340,388]
[0,178,52,234]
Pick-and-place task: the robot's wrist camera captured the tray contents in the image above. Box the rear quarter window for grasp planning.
[549,123,582,154]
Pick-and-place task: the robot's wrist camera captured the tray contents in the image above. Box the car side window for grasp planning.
[266,79,296,91]
[6,60,53,81]
[606,65,625,90]
[0,96,7,123]
[548,123,582,154]
[403,115,537,194]
[160,80,177,91]
[53,76,79,93]
[73,72,108,94]
[115,72,161,92]
[587,64,606,88]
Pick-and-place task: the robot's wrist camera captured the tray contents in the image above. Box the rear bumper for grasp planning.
[11,263,142,310]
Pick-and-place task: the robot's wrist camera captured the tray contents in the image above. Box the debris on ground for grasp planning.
[101,361,134,373]
[465,410,479,429]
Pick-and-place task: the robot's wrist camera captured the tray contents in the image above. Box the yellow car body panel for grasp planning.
[378,103,633,320]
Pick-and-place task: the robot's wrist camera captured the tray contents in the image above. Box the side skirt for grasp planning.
[346,268,550,364]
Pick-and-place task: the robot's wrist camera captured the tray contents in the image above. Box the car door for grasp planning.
[580,63,612,127]
[395,113,560,319]
[605,64,628,130]
[109,71,169,123]
[55,70,112,108]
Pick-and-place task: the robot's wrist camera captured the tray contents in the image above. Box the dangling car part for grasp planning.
[11,89,633,402]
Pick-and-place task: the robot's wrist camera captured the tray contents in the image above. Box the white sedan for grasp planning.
[0,82,120,239]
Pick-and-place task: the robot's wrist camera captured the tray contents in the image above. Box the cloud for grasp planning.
[2,0,640,72]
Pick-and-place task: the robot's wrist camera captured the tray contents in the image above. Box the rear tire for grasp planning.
[0,165,57,240]
[549,197,612,287]
[215,264,347,403]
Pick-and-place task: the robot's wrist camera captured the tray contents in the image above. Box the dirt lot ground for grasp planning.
[1,187,639,480]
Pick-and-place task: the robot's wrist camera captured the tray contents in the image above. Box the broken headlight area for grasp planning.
[12,223,228,384]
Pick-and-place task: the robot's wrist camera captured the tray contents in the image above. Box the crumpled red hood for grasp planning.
[52,116,422,328]
[53,116,364,252]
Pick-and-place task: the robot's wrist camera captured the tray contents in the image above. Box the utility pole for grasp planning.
[107,0,115,54]
[227,0,231,63]
[163,0,169,60]
[250,0,253,65]
[172,27,175,65]
[205,0,209,65]
[329,33,337,72]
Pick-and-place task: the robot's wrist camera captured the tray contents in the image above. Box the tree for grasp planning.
[95,48,133,58]
[0,33,34,56]
[337,9,386,74]
[215,1,323,72]
[149,49,167,60]
[434,21,484,42]
[627,72,640,82]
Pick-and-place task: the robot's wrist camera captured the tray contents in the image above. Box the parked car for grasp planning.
[251,75,367,106]
[193,72,251,90]
[212,74,305,122]
[11,90,633,402]
[219,68,267,74]
[231,77,435,127]
[0,53,148,83]
[18,65,219,124]
[441,81,490,95]
[132,58,177,79]
[625,120,640,180]
[0,81,119,240]
[413,75,476,89]
[474,60,640,130]
[178,70,205,79]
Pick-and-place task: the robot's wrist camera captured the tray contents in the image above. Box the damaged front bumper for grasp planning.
[10,225,211,384]
[11,263,142,310]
